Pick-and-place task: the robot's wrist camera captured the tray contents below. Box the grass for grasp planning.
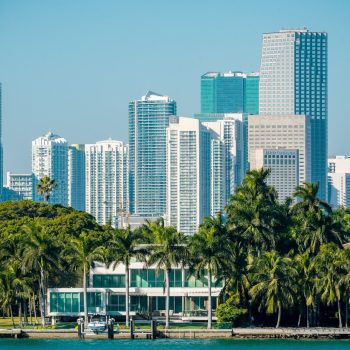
[0,317,76,330]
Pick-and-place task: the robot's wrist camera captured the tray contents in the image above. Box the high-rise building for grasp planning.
[6,172,35,200]
[255,149,299,201]
[201,71,245,114]
[243,72,260,115]
[85,140,128,227]
[203,114,245,201]
[201,71,259,115]
[68,144,85,211]
[328,156,350,209]
[0,83,3,199]
[32,131,68,206]
[166,117,211,235]
[129,91,176,216]
[248,115,311,191]
[259,28,328,199]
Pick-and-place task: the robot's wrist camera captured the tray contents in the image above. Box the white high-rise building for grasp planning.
[248,115,311,192]
[328,156,350,209]
[68,144,85,211]
[255,149,299,201]
[32,131,68,205]
[6,172,35,200]
[85,139,128,227]
[203,114,245,202]
[166,117,211,235]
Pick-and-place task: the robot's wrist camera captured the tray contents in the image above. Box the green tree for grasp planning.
[105,227,147,326]
[64,232,105,326]
[292,182,342,255]
[295,252,315,327]
[313,243,347,328]
[36,176,57,203]
[190,213,230,329]
[147,218,188,328]
[0,262,31,327]
[226,169,284,256]
[249,251,297,328]
[21,223,61,326]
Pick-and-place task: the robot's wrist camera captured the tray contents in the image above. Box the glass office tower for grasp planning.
[243,72,259,115]
[129,91,176,216]
[68,144,86,211]
[259,28,328,199]
[201,71,245,113]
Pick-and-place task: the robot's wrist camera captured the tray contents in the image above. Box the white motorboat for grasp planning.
[87,315,107,334]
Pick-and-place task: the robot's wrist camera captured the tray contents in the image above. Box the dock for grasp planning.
[0,329,23,338]
[2,327,350,339]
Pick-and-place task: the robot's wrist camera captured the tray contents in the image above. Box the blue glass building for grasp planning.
[201,71,245,113]
[129,91,176,216]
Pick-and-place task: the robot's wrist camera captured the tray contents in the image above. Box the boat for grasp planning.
[87,315,107,334]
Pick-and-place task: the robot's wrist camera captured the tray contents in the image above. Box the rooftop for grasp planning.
[141,91,172,102]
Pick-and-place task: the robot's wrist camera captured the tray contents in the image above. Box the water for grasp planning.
[0,338,349,350]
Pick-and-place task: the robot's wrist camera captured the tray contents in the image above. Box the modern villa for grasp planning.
[47,261,224,322]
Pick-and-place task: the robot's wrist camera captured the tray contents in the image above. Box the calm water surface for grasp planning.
[0,338,349,350]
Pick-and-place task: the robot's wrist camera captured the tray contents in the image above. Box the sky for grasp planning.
[1,0,350,174]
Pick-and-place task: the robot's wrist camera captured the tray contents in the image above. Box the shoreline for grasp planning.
[2,327,350,340]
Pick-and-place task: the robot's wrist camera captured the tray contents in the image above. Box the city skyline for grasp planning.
[1,0,349,175]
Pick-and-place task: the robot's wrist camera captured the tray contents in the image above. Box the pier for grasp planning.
[2,327,350,339]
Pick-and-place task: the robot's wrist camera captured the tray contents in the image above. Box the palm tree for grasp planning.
[292,182,342,255]
[147,218,188,328]
[225,168,283,256]
[36,176,57,203]
[293,182,331,213]
[223,242,253,323]
[106,227,147,326]
[64,232,105,326]
[249,251,297,328]
[190,213,231,329]
[0,263,26,327]
[295,252,315,327]
[21,223,61,326]
[313,243,347,328]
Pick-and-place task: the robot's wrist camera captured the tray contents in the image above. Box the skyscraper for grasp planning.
[32,131,68,205]
[243,72,260,115]
[201,71,245,114]
[0,83,3,200]
[328,156,350,209]
[248,115,311,189]
[201,71,259,115]
[6,172,34,200]
[166,117,211,235]
[85,140,128,227]
[203,114,245,201]
[129,91,176,216]
[68,144,85,211]
[255,149,299,201]
[259,28,328,199]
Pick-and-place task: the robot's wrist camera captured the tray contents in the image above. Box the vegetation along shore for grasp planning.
[1,169,350,337]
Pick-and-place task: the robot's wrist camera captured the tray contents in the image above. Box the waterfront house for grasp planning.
[47,261,223,322]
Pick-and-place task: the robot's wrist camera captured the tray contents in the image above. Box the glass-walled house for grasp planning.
[47,261,223,321]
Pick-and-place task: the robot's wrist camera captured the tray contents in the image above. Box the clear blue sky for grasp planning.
[1,0,349,174]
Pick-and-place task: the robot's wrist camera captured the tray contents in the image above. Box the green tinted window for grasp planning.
[50,293,58,312]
